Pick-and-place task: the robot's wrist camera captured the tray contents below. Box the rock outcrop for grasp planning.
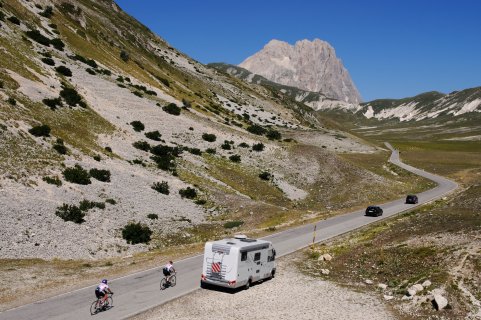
[239,39,362,104]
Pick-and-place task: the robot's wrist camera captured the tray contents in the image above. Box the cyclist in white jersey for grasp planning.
[95,279,113,306]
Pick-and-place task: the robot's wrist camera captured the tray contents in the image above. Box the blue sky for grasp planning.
[115,0,481,101]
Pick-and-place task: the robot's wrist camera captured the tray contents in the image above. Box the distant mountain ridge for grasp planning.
[238,39,362,104]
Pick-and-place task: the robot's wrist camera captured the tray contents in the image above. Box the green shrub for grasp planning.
[41,57,55,66]
[205,148,216,154]
[79,199,105,211]
[39,6,54,18]
[152,181,169,195]
[42,98,62,109]
[259,171,272,181]
[43,176,62,186]
[130,120,145,132]
[104,146,112,153]
[238,142,249,148]
[7,16,20,25]
[25,29,50,46]
[150,144,181,171]
[162,103,181,116]
[53,143,68,154]
[86,68,96,75]
[145,130,162,141]
[188,148,202,156]
[252,143,265,151]
[133,140,151,151]
[50,38,64,51]
[229,154,241,163]
[224,220,244,229]
[55,66,72,77]
[72,54,97,68]
[7,97,16,105]
[147,213,158,220]
[28,124,51,137]
[122,222,152,244]
[158,77,169,87]
[93,155,101,161]
[133,91,142,97]
[179,187,197,199]
[89,168,111,182]
[150,144,182,157]
[105,198,116,205]
[195,199,207,205]
[266,129,282,140]
[221,141,231,150]
[202,133,216,142]
[120,50,129,62]
[55,204,85,223]
[247,124,267,135]
[63,164,91,185]
[60,87,83,106]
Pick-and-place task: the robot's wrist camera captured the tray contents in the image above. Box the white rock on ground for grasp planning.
[422,280,432,288]
[378,283,388,290]
[433,294,449,310]
[132,259,395,320]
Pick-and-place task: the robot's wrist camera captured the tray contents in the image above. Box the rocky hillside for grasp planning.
[238,39,362,104]
[0,0,423,262]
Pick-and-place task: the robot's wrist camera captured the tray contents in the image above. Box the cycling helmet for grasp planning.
[102,279,108,284]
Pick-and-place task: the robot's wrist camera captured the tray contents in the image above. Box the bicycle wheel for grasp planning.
[160,278,167,290]
[90,300,100,315]
[104,296,113,310]
[170,275,176,287]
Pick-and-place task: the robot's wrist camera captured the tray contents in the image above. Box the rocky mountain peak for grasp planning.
[239,38,362,104]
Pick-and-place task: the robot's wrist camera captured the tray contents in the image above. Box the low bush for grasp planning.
[238,142,249,148]
[259,171,272,181]
[93,155,101,161]
[7,16,20,25]
[105,198,116,205]
[28,124,51,137]
[60,87,83,106]
[86,68,96,75]
[188,148,202,156]
[122,222,152,244]
[152,181,169,195]
[7,97,16,105]
[104,146,112,153]
[266,129,282,140]
[195,199,207,205]
[205,148,216,154]
[120,50,129,62]
[55,204,85,223]
[150,144,181,172]
[130,120,145,132]
[221,141,231,150]
[50,38,65,51]
[72,54,97,68]
[42,98,62,109]
[224,220,244,229]
[158,77,169,87]
[202,133,216,142]
[147,213,158,220]
[43,176,62,186]
[179,187,197,199]
[53,143,68,154]
[25,29,50,46]
[252,143,265,152]
[89,168,111,182]
[133,140,151,151]
[145,130,162,141]
[247,124,267,135]
[162,103,181,116]
[79,199,105,211]
[229,154,241,163]
[41,57,55,66]
[39,6,54,18]
[55,66,72,77]
[63,164,91,185]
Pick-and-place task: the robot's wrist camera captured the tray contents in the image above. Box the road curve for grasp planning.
[0,143,458,320]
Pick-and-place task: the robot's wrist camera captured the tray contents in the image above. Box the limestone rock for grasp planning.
[239,39,362,104]
[383,295,394,301]
[365,279,373,285]
[320,268,330,275]
[433,294,448,310]
[377,283,388,290]
[422,280,432,288]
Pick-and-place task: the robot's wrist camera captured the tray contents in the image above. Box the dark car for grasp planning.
[406,195,419,204]
[365,206,383,217]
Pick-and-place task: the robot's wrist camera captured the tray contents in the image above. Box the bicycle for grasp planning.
[160,272,176,290]
[90,292,113,315]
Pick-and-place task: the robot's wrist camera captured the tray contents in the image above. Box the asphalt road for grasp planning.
[0,143,458,320]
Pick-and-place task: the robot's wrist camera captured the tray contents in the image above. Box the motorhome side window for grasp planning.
[241,251,247,261]
[268,249,275,262]
[254,252,261,261]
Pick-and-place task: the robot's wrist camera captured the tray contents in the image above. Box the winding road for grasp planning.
[0,143,458,320]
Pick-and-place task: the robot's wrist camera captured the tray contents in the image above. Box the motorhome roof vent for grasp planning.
[226,241,235,245]
[234,235,247,239]
[240,238,257,243]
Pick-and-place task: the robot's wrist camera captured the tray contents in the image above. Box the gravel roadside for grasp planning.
[131,256,395,320]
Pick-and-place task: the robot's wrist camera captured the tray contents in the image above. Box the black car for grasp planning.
[406,195,419,204]
[365,206,383,217]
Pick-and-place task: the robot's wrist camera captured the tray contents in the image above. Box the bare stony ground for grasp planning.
[131,257,395,320]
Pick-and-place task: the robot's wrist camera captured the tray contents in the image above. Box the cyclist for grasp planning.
[95,279,113,307]
[162,261,176,283]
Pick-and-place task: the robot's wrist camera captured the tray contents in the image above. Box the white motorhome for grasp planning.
[201,235,276,289]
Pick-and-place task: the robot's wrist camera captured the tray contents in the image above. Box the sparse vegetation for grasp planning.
[60,87,84,107]
[120,50,130,62]
[130,121,145,132]
[89,168,111,182]
[122,222,152,244]
[179,187,197,199]
[63,164,91,185]
[78,199,105,211]
[266,129,282,140]
[25,29,50,46]
[42,98,62,110]
[221,141,232,150]
[229,154,241,163]
[7,16,20,25]
[202,133,217,142]
[152,181,169,195]
[39,6,54,18]
[224,220,244,229]
[147,213,158,220]
[43,176,62,186]
[53,142,68,155]
[133,140,151,151]
[238,142,249,148]
[41,57,55,66]
[28,124,51,137]
[145,130,162,141]
[252,143,265,151]
[247,124,267,135]
[105,198,116,205]
[205,148,216,154]
[50,38,65,51]
[162,103,181,116]
[259,171,272,181]
[55,204,85,224]
[55,66,72,77]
